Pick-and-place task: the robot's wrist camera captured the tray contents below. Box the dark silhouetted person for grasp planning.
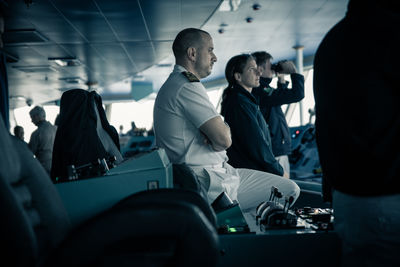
[313,0,400,266]
[54,114,60,126]
[126,121,137,136]
[119,125,124,136]
[28,106,57,174]
[13,125,24,141]
[126,121,146,136]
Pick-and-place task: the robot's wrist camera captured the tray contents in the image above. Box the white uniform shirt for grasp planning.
[154,65,228,167]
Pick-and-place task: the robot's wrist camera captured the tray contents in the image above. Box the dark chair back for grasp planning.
[47,189,220,267]
[0,116,71,267]
[117,188,218,229]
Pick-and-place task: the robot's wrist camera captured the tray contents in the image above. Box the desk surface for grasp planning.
[218,229,341,267]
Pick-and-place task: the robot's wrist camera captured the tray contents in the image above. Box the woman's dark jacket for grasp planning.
[221,84,283,176]
[252,74,304,156]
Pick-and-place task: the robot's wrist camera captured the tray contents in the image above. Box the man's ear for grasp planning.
[234,72,241,82]
[187,47,196,62]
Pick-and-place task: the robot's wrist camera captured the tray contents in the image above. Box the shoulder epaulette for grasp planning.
[182,71,200,83]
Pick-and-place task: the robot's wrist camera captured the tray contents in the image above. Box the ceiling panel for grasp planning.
[5,1,88,44]
[124,41,161,69]
[1,0,349,109]
[140,0,220,41]
[140,0,182,41]
[201,0,347,82]
[94,0,149,42]
[48,0,119,43]
[152,41,174,61]
[90,43,135,79]
[2,0,223,108]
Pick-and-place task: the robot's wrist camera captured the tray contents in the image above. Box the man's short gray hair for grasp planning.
[172,28,210,59]
[29,106,46,119]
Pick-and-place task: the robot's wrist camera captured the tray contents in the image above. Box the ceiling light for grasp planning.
[54,59,67,67]
[48,57,81,67]
[156,63,173,68]
[219,0,241,12]
[59,77,82,84]
[246,17,254,23]
[132,75,145,81]
[13,65,57,73]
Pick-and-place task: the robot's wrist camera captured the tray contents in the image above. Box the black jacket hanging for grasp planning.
[51,89,122,181]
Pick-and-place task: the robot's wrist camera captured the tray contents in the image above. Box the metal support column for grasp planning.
[293,45,304,126]
[105,103,112,122]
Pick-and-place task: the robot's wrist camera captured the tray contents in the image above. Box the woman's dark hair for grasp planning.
[221,54,253,115]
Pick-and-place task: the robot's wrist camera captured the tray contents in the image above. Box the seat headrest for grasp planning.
[0,115,71,266]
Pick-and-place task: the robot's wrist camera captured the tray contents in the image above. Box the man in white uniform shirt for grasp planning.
[154,28,300,231]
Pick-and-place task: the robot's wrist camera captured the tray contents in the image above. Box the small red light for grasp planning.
[252,4,261,11]
[246,17,253,23]
[295,130,300,134]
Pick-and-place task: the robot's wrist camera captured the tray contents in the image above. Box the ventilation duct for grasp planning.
[12,65,57,73]
[3,29,48,44]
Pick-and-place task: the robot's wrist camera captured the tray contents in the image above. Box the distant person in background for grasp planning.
[126,121,137,136]
[126,121,146,136]
[28,106,57,174]
[220,54,287,178]
[119,125,125,136]
[13,125,25,141]
[313,0,400,266]
[251,51,304,176]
